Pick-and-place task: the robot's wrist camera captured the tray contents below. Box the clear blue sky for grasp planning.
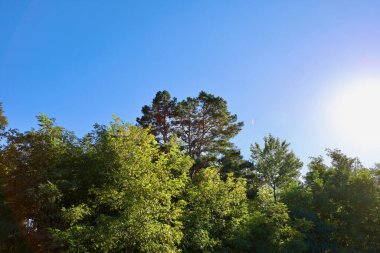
[1,1,380,170]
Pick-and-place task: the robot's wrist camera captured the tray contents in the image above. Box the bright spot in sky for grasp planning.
[327,78,380,152]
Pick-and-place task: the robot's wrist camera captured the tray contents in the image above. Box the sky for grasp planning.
[1,0,380,171]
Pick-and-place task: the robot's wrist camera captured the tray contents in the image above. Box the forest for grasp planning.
[0,90,379,253]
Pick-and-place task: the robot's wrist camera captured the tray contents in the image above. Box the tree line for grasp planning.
[0,91,379,253]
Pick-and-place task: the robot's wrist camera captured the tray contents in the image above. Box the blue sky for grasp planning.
[1,1,380,170]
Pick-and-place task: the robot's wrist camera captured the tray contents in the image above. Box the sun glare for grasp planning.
[328,78,380,149]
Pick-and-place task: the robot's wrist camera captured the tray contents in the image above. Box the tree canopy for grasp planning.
[1,92,380,253]
[250,134,303,202]
[137,90,244,176]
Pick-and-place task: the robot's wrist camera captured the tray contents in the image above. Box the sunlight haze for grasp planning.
[325,77,380,164]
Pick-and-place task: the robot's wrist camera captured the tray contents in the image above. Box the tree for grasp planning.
[219,148,252,179]
[0,103,31,252]
[280,181,330,253]
[245,186,309,253]
[0,103,7,131]
[137,90,177,145]
[304,150,380,252]
[0,114,77,252]
[137,91,244,176]
[250,134,303,203]
[53,118,193,252]
[182,167,248,252]
[175,91,243,160]
[174,91,243,175]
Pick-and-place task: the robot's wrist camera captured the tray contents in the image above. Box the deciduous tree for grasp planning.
[182,168,248,252]
[250,134,302,202]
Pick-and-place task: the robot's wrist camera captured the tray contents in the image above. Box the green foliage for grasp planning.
[244,186,309,253]
[53,118,193,252]
[182,168,248,252]
[295,150,380,253]
[0,114,77,251]
[0,96,379,253]
[137,91,244,176]
[250,134,303,202]
[175,91,243,159]
[137,90,177,145]
[219,148,253,179]
[0,188,31,253]
[0,103,31,252]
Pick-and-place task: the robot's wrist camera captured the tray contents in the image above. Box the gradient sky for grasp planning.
[1,1,380,171]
